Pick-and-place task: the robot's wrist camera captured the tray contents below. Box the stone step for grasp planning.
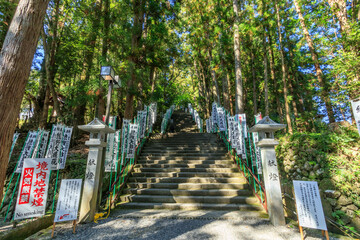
[118,202,263,211]
[128,177,243,184]
[139,156,228,161]
[120,194,258,205]
[127,182,249,190]
[133,167,239,173]
[141,152,226,157]
[141,149,227,154]
[135,163,233,168]
[136,159,232,165]
[142,146,227,151]
[123,188,252,197]
[131,172,241,178]
[145,143,219,146]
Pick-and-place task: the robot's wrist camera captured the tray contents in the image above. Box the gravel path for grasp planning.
[27,209,344,240]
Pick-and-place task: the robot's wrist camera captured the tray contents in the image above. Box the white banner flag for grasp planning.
[9,132,20,162]
[46,125,64,170]
[217,107,227,131]
[54,179,82,222]
[14,158,51,220]
[32,131,50,159]
[351,99,360,135]
[58,127,73,169]
[126,124,139,159]
[15,131,38,173]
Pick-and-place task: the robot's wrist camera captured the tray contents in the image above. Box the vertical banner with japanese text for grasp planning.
[54,179,82,222]
[217,107,227,131]
[126,124,138,159]
[104,116,116,172]
[45,125,64,170]
[105,130,121,172]
[8,132,20,162]
[15,131,38,173]
[58,127,73,169]
[351,99,360,135]
[14,158,51,220]
[253,113,262,174]
[32,131,50,159]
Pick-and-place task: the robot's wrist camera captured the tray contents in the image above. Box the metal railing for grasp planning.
[217,127,267,212]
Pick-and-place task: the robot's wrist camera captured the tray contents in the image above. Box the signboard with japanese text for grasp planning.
[8,132,20,162]
[45,125,64,170]
[15,131,38,173]
[206,119,211,133]
[293,181,327,231]
[121,119,131,162]
[238,113,247,138]
[58,127,72,169]
[236,114,246,158]
[14,158,51,220]
[32,131,50,159]
[217,107,227,131]
[230,117,240,150]
[211,103,218,127]
[54,179,82,222]
[105,130,121,172]
[139,111,147,138]
[126,124,138,159]
[351,99,360,135]
[253,113,262,174]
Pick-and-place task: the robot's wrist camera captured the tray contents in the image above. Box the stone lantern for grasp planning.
[249,116,286,226]
[78,118,115,223]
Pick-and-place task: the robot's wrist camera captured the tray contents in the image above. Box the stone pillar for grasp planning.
[78,118,115,223]
[249,116,286,226]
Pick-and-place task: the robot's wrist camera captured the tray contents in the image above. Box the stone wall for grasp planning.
[276,127,360,233]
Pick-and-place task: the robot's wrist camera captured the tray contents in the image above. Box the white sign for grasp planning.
[206,119,211,133]
[139,111,147,138]
[351,100,360,135]
[121,119,131,160]
[15,131,38,173]
[126,124,138,159]
[46,125,64,170]
[217,107,227,131]
[54,179,82,222]
[293,181,327,230]
[8,133,20,162]
[58,127,73,169]
[32,131,50,159]
[212,103,218,127]
[105,130,121,172]
[253,113,262,174]
[14,158,51,220]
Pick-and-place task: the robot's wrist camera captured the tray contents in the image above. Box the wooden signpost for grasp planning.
[52,179,82,238]
[293,180,329,240]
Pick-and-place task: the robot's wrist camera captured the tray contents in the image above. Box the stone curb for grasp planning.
[0,214,54,240]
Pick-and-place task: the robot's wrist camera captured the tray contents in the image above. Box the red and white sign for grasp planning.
[14,158,51,220]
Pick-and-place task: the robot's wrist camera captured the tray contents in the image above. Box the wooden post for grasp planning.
[325,230,330,240]
[51,222,56,238]
[299,226,304,240]
[72,220,77,234]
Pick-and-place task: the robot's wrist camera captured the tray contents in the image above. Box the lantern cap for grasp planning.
[78,118,115,133]
[248,116,286,133]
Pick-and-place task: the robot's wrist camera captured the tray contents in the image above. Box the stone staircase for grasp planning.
[120,111,263,211]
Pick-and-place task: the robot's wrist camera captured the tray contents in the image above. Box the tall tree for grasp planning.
[275,0,293,133]
[0,0,50,202]
[293,0,335,123]
[233,0,245,114]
